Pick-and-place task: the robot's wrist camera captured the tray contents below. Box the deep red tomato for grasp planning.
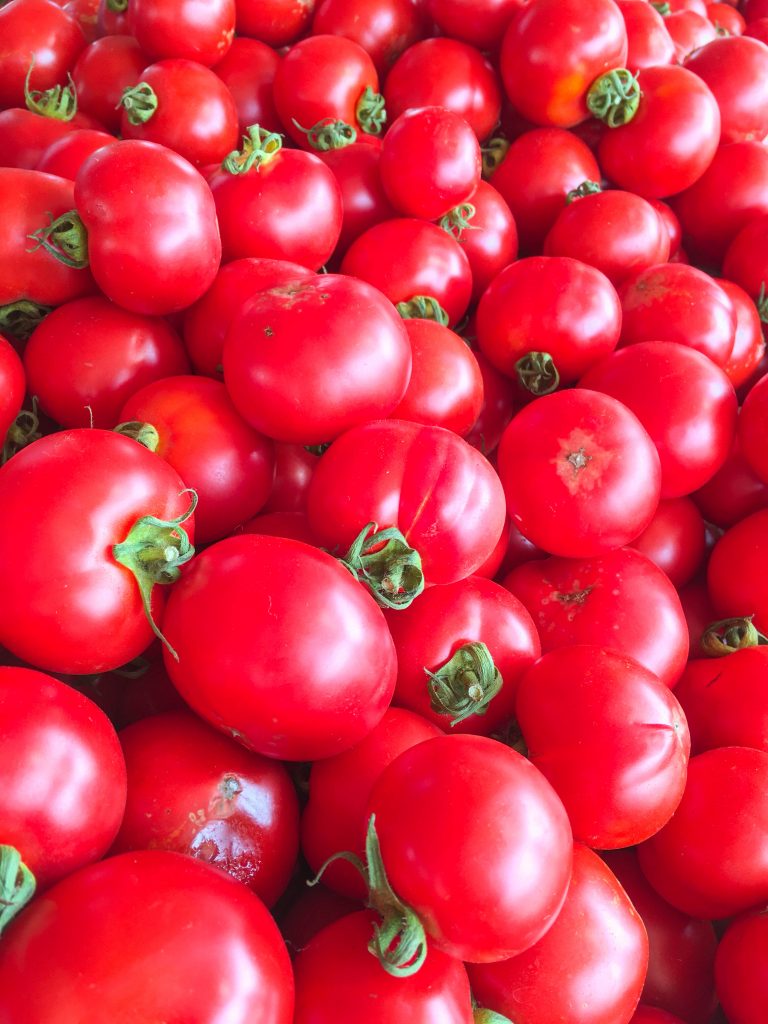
[368,734,573,962]
[318,141,395,256]
[307,419,506,585]
[293,911,473,1024]
[692,437,768,528]
[212,37,282,135]
[427,0,530,50]
[0,429,194,674]
[706,1,745,33]
[580,341,738,498]
[630,1008,687,1023]
[0,0,86,110]
[0,108,88,171]
[629,497,706,588]
[161,534,397,761]
[112,709,299,907]
[707,508,768,633]
[119,375,275,544]
[242,510,315,545]
[23,296,190,429]
[35,128,116,179]
[455,180,518,304]
[715,910,768,1024]
[679,580,718,658]
[469,845,649,1024]
[277,883,361,959]
[719,278,766,389]
[127,0,235,66]
[234,0,316,48]
[738,371,768,483]
[311,0,428,76]
[503,548,689,687]
[0,335,24,442]
[262,443,320,515]
[685,35,768,143]
[665,10,717,63]
[618,0,676,71]
[464,349,520,457]
[745,16,768,43]
[638,746,768,919]
[0,666,126,896]
[71,35,149,134]
[722,212,768,308]
[0,851,294,1023]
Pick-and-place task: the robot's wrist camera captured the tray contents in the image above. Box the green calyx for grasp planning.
[2,399,41,466]
[118,82,158,125]
[114,421,161,453]
[473,1011,513,1024]
[426,641,503,727]
[0,846,36,935]
[481,136,509,178]
[24,61,77,121]
[222,124,283,174]
[438,202,476,241]
[0,299,52,342]
[112,491,198,661]
[587,68,642,128]
[356,86,386,136]
[396,295,450,326]
[701,616,768,657]
[566,180,602,203]
[756,282,768,324]
[515,351,560,396]
[651,1,670,13]
[309,815,428,977]
[107,0,128,9]
[27,210,89,270]
[340,522,424,611]
[291,117,356,152]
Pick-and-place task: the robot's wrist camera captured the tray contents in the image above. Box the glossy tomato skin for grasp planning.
[516,646,690,849]
[293,911,473,1024]
[427,0,529,51]
[384,576,540,735]
[71,35,150,134]
[301,707,442,900]
[0,0,86,110]
[36,128,116,179]
[212,37,281,136]
[685,35,768,143]
[262,443,320,515]
[223,274,411,445]
[707,509,768,633]
[0,430,193,675]
[722,212,768,305]
[469,845,649,1024]
[0,851,294,1024]
[235,0,316,48]
[119,375,275,544]
[75,141,221,316]
[497,389,661,558]
[369,734,574,962]
[692,437,768,528]
[127,0,235,66]
[629,497,706,588]
[112,710,299,907]
[161,534,397,761]
[0,108,76,171]
[503,548,689,687]
[459,180,518,304]
[307,419,506,585]
[715,911,768,1024]
[719,278,766,389]
[666,10,717,63]
[23,296,190,429]
[0,666,126,890]
[597,65,721,199]
[464,349,520,457]
[618,0,676,71]
[311,0,429,76]
[739,371,768,483]
[318,142,396,256]
[0,335,24,441]
[638,746,768,919]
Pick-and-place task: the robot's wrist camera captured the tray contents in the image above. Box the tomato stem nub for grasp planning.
[27,210,89,270]
[2,399,41,466]
[340,522,424,610]
[291,117,356,151]
[0,845,36,935]
[118,82,158,125]
[651,1,670,14]
[222,124,283,173]
[107,0,128,9]
[566,180,602,204]
[481,137,509,178]
[586,68,642,128]
[473,1011,514,1024]
[112,491,198,661]
[757,283,768,324]
[396,295,450,326]
[24,61,77,121]
[438,202,477,240]
[426,641,504,726]
[114,421,161,453]
[356,86,386,135]
[515,351,560,395]
[0,300,52,342]
[701,616,768,657]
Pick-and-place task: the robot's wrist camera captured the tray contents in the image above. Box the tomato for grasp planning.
[630,1008,687,1023]
[665,10,717,63]
[596,65,721,199]
[715,910,768,1024]
[745,16,768,43]
[469,845,649,1024]
[707,2,745,34]
[638,746,768,919]
[118,59,239,168]
[212,37,282,136]
[0,429,194,674]
[119,375,275,543]
[618,0,676,71]
[650,200,683,257]
[35,128,115,179]
[293,911,473,1024]
[262,443,320,515]
[127,0,235,66]
[318,141,395,256]
[580,341,738,498]
[391,319,483,437]
[490,128,601,254]
[719,278,766,389]
[629,497,706,588]
[383,37,501,142]
[603,849,717,1024]
[23,296,189,429]
[73,140,221,315]
[224,274,411,445]
[307,419,506,585]
[0,666,126,897]
[234,0,316,48]
[693,437,768,528]
[476,257,622,392]
[707,509,768,633]
[311,0,428,76]
[0,335,24,442]
[71,35,149,134]
[503,548,689,687]
[368,734,573,962]
[161,534,397,761]
[452,180,518,304]
[0,108,76,171]
[341,218,473,327]
[0,851,294,1023]
[278,883,361,959]
[301,707,442,899]
[464,349,519,457]
[0,0,86,110]
[739,371,768,483]
[242,510,315,545]
[722,212,768,309]
[208,132,342,269]
[685,35,768,144]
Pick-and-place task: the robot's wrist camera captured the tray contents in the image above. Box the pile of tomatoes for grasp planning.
[2,0,768,1020]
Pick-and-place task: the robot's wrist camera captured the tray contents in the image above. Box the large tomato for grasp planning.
[0,0,86,110]
[0,335,24,442]
[127,0,235,66]
[715,910,768,1024]
[684,35,768,144]
[707,508,768,633]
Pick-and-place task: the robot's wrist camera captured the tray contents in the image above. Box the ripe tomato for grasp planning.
[311,0,429,76]
[629,497,706,588]
[71,34,149,134]
[685,35,768,144]
[36,128,116,179]
[715,911,768,1024]
[212,37,282,136]
[0,335,24,442]
[262,443,320,515]
[719,278,766,389]
[0,0,86,110]
[235,0,316,48]
[427,0,529,51]
[127,0,235,66]
[722,212,768,308]
[618,0,676,71]
[665,10,717,63]
[692,437,768,528]
[738,371,768,483]
[318,141,396,256]
[707,508,768,633]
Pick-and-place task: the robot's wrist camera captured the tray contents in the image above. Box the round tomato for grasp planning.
[127,0,235,66]
[715,910,768,1024]
[738,371,768,483]
[685,35,768,144]
[36,128,116,179]
[692,437,768,528]
[311,0,428,76]
[71,35,149,134]
[212,37,281,136]
[618,0,676,71]
[707,508,768,633]
[235,0,315,48]
[629,497,706,588]
[0,0,86,110]
[719,278,766,389]
[318,141,396,256]
[0,335,24,442]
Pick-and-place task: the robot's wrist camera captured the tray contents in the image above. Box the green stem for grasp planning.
[481,137,509,178]
[474,1011,513,1024]
[339,522,424,610]
[515,351,560,395]
[0,300,52,342]
[651,1,670,13]
[2,399,41,466]
[701,616,768,657]
[107,0,128,9]
[222,124,283,173]
[27,210,89,270]
[426,642,503,727]
[566,180,602,203]
[396,295,450,326]
[291,117,356,152]
[112,491,198,661]
[587,68,642,128]
[24,60,77,121]
[356,86,386,135]
[438,203,476,241]
[118,82,158,125]
[756,282,768,325]
[0,846,36,935]
[114,421,160,453]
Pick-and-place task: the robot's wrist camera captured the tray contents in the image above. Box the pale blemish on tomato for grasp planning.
[553,427,614,495]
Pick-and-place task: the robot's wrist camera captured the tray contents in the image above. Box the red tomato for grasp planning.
[161,534,397,761]
[368,734,573,962]
[715,911,768,1024]
[469,845,649,1024]
[0,851,294,1023]
[71,35,149,134]
[36,128,115,179]
[0,0,86,110]
[0,429,194,674]
[638,746,768,919]
[456,180,518,303]
[738,371,768,483]
[311,0,428,76]
[693,437,768,528]
[23,296,190,429]
[212,37,282,136]
[127,0,235,66]
[719,278,766,389]
[685,35,768,143]
[630,1009,687,1023]
[307,419,506,585]
[665,10,717,63]
[464,349,520,457]
[318,141,396,256]
[112,710,299,906]
[0,666,126,894]
[722,212,768,309]
[0,107,77,171]
[242,510,315,545]
[618,0,676,71]
[707,508,768,633]
[426,0,529,51]
[234,0,316,48]
[277,883,361,959]
[262,443,320,515]
[0,335,24,441]
[629,497,706,588]
[503,548,689,687]
[706,1,745,33]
